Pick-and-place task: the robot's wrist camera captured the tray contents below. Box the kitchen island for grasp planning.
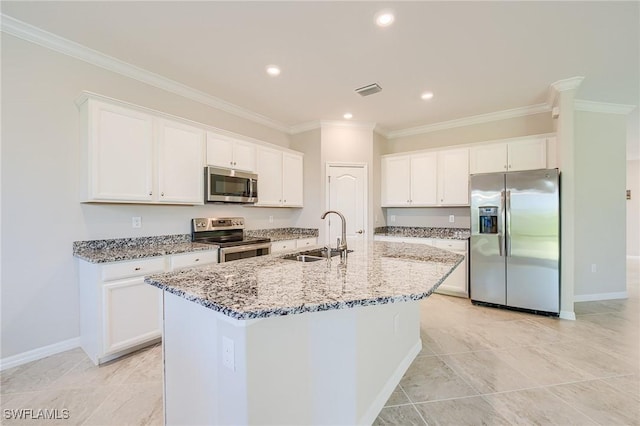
[145,240,463,425]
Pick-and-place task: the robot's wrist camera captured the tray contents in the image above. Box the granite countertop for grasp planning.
[145,240,463,320]
[73,234,217,263]
[245,227,319,242]
[374,226,470,240]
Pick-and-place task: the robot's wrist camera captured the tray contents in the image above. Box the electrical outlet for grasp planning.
[269,215,274,224]
[390,215,396,223]
[449,215,455,223]
[222,336,235,371]
[132,217,142,228]
[591,264,597,273]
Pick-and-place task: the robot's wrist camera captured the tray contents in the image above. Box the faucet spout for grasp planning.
[321,210,348,258]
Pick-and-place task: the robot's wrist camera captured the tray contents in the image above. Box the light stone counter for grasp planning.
[73,234,216,263]
[145,240,463,320]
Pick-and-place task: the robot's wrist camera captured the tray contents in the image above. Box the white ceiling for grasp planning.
[2,1,639,153]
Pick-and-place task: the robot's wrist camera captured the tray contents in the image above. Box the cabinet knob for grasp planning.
[134,267,141,271]
[284,199,286,203]
[161,192,164,196]
[508,164,512,168]
[504,165,507,169]
[195,258,200,262]
[148,191,152,196]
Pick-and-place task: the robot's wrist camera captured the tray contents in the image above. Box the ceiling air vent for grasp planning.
[355,83,382,97]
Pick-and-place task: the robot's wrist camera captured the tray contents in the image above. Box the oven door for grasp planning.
[206,167,258,203]
[219,242,271,263]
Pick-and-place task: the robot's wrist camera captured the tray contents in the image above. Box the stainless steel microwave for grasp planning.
[205,167,258,203]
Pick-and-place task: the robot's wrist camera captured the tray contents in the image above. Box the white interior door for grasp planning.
[327,165,367,245]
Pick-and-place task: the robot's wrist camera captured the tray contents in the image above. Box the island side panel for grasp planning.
[355,300,421,424]
[163,291,249,426]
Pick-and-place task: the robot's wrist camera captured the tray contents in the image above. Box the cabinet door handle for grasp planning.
[134,267,141,271]
[194,258,200,262]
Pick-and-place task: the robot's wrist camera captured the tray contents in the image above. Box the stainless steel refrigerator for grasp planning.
[470,169,560,315]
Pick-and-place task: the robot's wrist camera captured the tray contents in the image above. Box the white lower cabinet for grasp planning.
[102,276,162,355]
[79,251,217,365]
[270,237,318,253]
[432,239,468,297]
[374,236,468,298]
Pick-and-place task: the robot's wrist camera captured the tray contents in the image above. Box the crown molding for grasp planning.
[0,14,291,134]
[289,121,321,134]
[386,103,551,140]
[320,120,377,131]
[547,76,585,106]
[574,100,637,115]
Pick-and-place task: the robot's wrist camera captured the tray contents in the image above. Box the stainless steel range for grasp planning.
[191,217,271,263]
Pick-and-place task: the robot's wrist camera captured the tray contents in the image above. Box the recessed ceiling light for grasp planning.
[421,91,435,100]
[343,113,353,120]
[266,65,281,77]
[375,10,395,27]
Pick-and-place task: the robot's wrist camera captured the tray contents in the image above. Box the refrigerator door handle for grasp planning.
[506,190,512,257]
[499,190,506,257]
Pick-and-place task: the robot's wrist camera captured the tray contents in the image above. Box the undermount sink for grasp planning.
[284,254,325,262]
[282,248,354,262]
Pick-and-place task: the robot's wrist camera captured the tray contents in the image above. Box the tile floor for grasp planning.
[1,259,638,425]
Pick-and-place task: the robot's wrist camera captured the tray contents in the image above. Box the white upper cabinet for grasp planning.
[255,147,303,207]
[381,155,411,206]
[469,137,551,174]
[157,119,205,204]
[282,153,304,207]
[410,153,438,205]
[256,146,283,206]
[83,100,154,202]
[438,148,469,205]
[206,133,256,172]
[507,137,547,172]
[381,148,468,207]
[79,97,204,205]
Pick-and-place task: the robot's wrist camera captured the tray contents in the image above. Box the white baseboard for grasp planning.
[559,310,576,321]
[573,291,629,302]
[0,337,81,371]
[359,339,422,425]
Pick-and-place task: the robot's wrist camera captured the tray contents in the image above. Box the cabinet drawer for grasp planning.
[433,239,467,253]
[295,237,317,248]
[170,251,218,270]
[101,257,166,281]
[271,240,296,253]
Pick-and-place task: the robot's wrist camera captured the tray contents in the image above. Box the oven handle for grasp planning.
[219,242,272,255]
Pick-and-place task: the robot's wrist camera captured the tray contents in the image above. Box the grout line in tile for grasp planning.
[410,402,429,426]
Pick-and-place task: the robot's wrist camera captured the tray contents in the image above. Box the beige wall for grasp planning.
[1,35,295,358]
[291,129,321,231]
[372,131,386,229]
[628,159,640,257]
[385,112,554,154]
[574,111,628,298]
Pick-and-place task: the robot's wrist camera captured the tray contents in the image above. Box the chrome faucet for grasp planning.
[321,210,348,260]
